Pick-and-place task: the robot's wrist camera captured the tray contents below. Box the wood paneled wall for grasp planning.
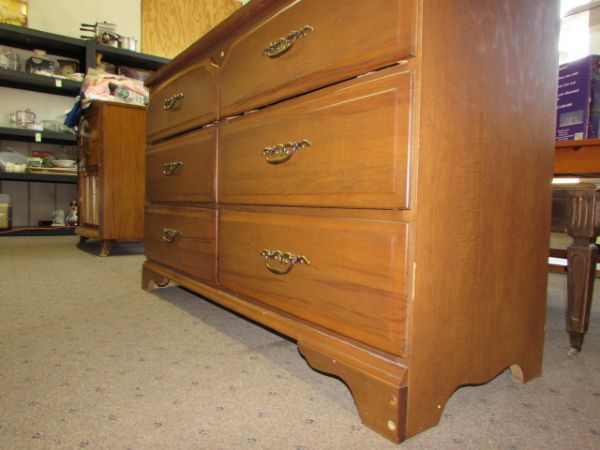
[141,0,242,58]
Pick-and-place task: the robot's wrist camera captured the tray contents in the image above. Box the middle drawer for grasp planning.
[219,65,412,210]
[146,127,216,204]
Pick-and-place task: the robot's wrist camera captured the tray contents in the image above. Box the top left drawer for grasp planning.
[147,59,218,143]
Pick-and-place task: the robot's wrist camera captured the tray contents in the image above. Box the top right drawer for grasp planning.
[219,0,417,117]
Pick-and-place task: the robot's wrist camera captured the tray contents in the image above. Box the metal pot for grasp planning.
[119,37,138,52]
[101,31,120,47]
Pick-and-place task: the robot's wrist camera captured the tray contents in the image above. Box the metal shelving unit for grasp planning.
[0,171,77,184]
[0,22,168,236]
[0,126,76,145]
[0,226,77,237]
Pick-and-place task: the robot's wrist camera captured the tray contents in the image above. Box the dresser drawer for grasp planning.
[219,0,417,117]
[219,65,411,209]
[147,127,216,203]
[78,111,101,167]
[147,59,217,142]
[145,205,216,281]
[218,211,409,355]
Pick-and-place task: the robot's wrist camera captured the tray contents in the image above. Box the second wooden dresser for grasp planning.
[77,101,146,256]
[142,0,559,443]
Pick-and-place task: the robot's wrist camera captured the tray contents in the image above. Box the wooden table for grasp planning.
[554,138,600,352]
[555,138,600,175]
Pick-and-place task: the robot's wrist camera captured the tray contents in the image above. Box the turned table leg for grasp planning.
[565,189,600,353]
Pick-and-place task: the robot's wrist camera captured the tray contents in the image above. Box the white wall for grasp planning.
[28,0,141,42]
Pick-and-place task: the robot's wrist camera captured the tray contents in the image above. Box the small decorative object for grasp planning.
[65,199,78,226]
[57,59,78,76]
[51,209,65,227]
[118,65,151,82]
[0,0,28,27]
[15,107,35,128]
[25,49,54,75]
[95,52,116,74]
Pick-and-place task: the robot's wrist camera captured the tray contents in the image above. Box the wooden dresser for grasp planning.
[142,0,559,442]
[77,102,146,256]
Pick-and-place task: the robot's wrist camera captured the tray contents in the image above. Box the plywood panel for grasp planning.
[141,0,241,58]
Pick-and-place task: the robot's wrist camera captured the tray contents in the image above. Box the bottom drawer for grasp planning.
[145,205,216,281]
[218,210,409,356]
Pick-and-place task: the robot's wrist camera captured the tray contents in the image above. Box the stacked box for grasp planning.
[0,194,10,230]
[556,55,600,141]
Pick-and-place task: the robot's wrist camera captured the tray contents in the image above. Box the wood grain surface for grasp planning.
[145,205,216,281]
[218,210,409,356]
[141,0,241,58]
[147,127,216,204]
[142,0,560,443]
[147,59,218,142]
[219,64,412,209]
[77,103,146,247]
[406,0,560,437]
[218,0,417,117]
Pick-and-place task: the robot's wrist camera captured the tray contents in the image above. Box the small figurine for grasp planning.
[66,199,78,226]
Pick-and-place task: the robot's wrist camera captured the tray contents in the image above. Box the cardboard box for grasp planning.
[556,55,600,141]
[0,194,11,230]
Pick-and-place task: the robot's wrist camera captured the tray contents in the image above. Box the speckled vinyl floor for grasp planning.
[0,236,598,449]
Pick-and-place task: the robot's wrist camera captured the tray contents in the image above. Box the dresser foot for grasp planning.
[508,352,543,384]
[298,338,408,443]
[99,239,116,257]
[142,264,170,291]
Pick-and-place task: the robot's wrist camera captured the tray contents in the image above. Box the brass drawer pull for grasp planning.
[260,249,310,275]
[261,139,311,164]
[163,92,184,110]
[162,161,184,175]
[263,25,313,58]
[162,228,182,243]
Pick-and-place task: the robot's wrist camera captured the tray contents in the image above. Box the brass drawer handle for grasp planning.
[162,228,182,243]
[163,92,184,110]
[162,161,184,175]
[260,249,310,275]
[261,139,311,164]
[263,25,313,58]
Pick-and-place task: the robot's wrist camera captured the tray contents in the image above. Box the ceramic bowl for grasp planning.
[53,159,76,168]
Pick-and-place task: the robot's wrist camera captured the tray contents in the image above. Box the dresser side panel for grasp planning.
[407,0,560,437]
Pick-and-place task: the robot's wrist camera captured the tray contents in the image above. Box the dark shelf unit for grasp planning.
[0,22,87,69]
[0,23,169,237]
[0,23,169,95]
[0,171,77,184]
[0,126,76,144]
[90,41,169,71]
[0,226,77,237]
[0,67,82,96]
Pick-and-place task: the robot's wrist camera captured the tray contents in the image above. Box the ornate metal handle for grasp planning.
[260,249,310,275]
[263,25,313,58]
[163,92,184,110]
[162,228,182,243]
[261,139,311,164]
[162,161,184,175]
